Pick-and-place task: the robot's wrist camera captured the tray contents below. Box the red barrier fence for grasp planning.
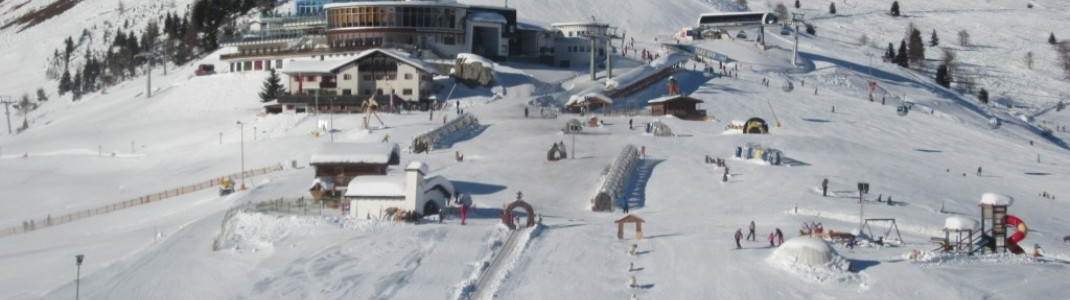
[0,164,284,239]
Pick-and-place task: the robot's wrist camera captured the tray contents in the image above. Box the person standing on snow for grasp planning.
[822,178,829,197]
[977,166,982,176]
[735,229,744,249]
[747,221,756,241]
[768,231,776,247]
[775,228,784,246]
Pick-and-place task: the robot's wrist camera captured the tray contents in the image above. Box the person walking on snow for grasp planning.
[735,229,744,249]
[775,228,784,246]
[747,221,756,241]
[768,231,776,247]
[976,166,982,176]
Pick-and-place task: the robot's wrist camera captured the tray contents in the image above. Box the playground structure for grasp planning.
[733,143,783,165]
[547,141,568,161]
[361,97,386,130]
[502,191,536,229]
[410,113,480,153]
[591,145,641,212]
[644,120,673,136]
[938,193,1028,255]
[616,214,645,240]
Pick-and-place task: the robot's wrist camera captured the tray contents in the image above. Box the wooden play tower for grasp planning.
[979,193,1018,254]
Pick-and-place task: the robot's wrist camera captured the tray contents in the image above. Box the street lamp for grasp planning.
[857,182,869,229]
[237,121,246,190]
[75,254,84,300]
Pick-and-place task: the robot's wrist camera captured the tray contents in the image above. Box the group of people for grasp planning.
[733,221,783,248]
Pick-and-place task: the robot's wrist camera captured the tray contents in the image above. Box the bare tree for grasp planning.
[774,3,789,21]
[941,47,957,65]
[1025,51,1034,70]
[958,30,970,47]
[1058,41,1070,78]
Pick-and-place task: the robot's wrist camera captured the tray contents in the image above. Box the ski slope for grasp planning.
[3,0,1070,299]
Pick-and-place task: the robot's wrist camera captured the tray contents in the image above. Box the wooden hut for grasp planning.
[648,95,706,120]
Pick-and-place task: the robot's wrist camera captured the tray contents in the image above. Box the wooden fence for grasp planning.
[0,164,284,239]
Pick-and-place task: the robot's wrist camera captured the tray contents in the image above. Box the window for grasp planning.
[343,74,352,80]
[342,89,352,95]
[307,75,317,81]
[376,89,384,95]
[363,75,372,81]
[421,75,432,80]
[402,88,413,95]
[404,73,413,80]
[375,75,384,80]
[388,74,397,80]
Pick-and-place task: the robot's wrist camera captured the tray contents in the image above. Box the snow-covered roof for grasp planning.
[944,216,979,231]
[648,95,704,104]
[280,48,441,75]
[406,161,429,175]
[516,22,550,31]
[769,237,841,267]
[309,177,334,190]
[310,143,400,165]
[344,173,406,198]
[423,175,454,195]
[980,192,1013,206]
[280,58,353,75]
[468,11,506,24]
[456,53,494,69]
[566,93,613,106]
[550,22,609,28]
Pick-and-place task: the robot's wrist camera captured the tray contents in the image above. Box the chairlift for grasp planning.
[896,104,909,116]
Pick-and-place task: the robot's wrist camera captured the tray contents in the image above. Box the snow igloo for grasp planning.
[769,237,850,269]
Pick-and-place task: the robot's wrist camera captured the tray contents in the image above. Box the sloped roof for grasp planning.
[344,173,406,198]
[648,95,705,104]
[280,48,441,75]
[566,93,613,106]
[468,11,507,23]
[310,143,400,165]
[615,214,646,223]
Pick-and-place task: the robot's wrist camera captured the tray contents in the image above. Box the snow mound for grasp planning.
[980,193,1013,206]
[219,212,320,254]
[768,237,857,283]
[944,216,979,231]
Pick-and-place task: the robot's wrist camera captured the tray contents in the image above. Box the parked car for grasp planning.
[195,64,216,76]
[780,26,791,35]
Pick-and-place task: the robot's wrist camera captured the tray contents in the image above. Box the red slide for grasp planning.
[1005,215,1028,254]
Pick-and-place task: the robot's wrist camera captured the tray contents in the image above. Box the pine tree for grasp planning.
[896,41,909,67]
[930,29,939,47]
[978,88,989,104]
[908,28,925,66]
[36,88,48,102]
[259,69,284,102]
[1049,32,1057,45]
[72,71,83,101]
[58,70,71,96]
[891,1,901,17]
[794,0,800,9]
[935,64,951,87]
[806,23,816,35]
[884,43,896,62]
[829,3,836,14]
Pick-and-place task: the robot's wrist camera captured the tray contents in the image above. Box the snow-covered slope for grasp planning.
[3,0,1070,299]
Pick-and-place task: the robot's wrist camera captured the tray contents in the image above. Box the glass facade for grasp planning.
[326,6,464,30]
[324,4,468,49]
